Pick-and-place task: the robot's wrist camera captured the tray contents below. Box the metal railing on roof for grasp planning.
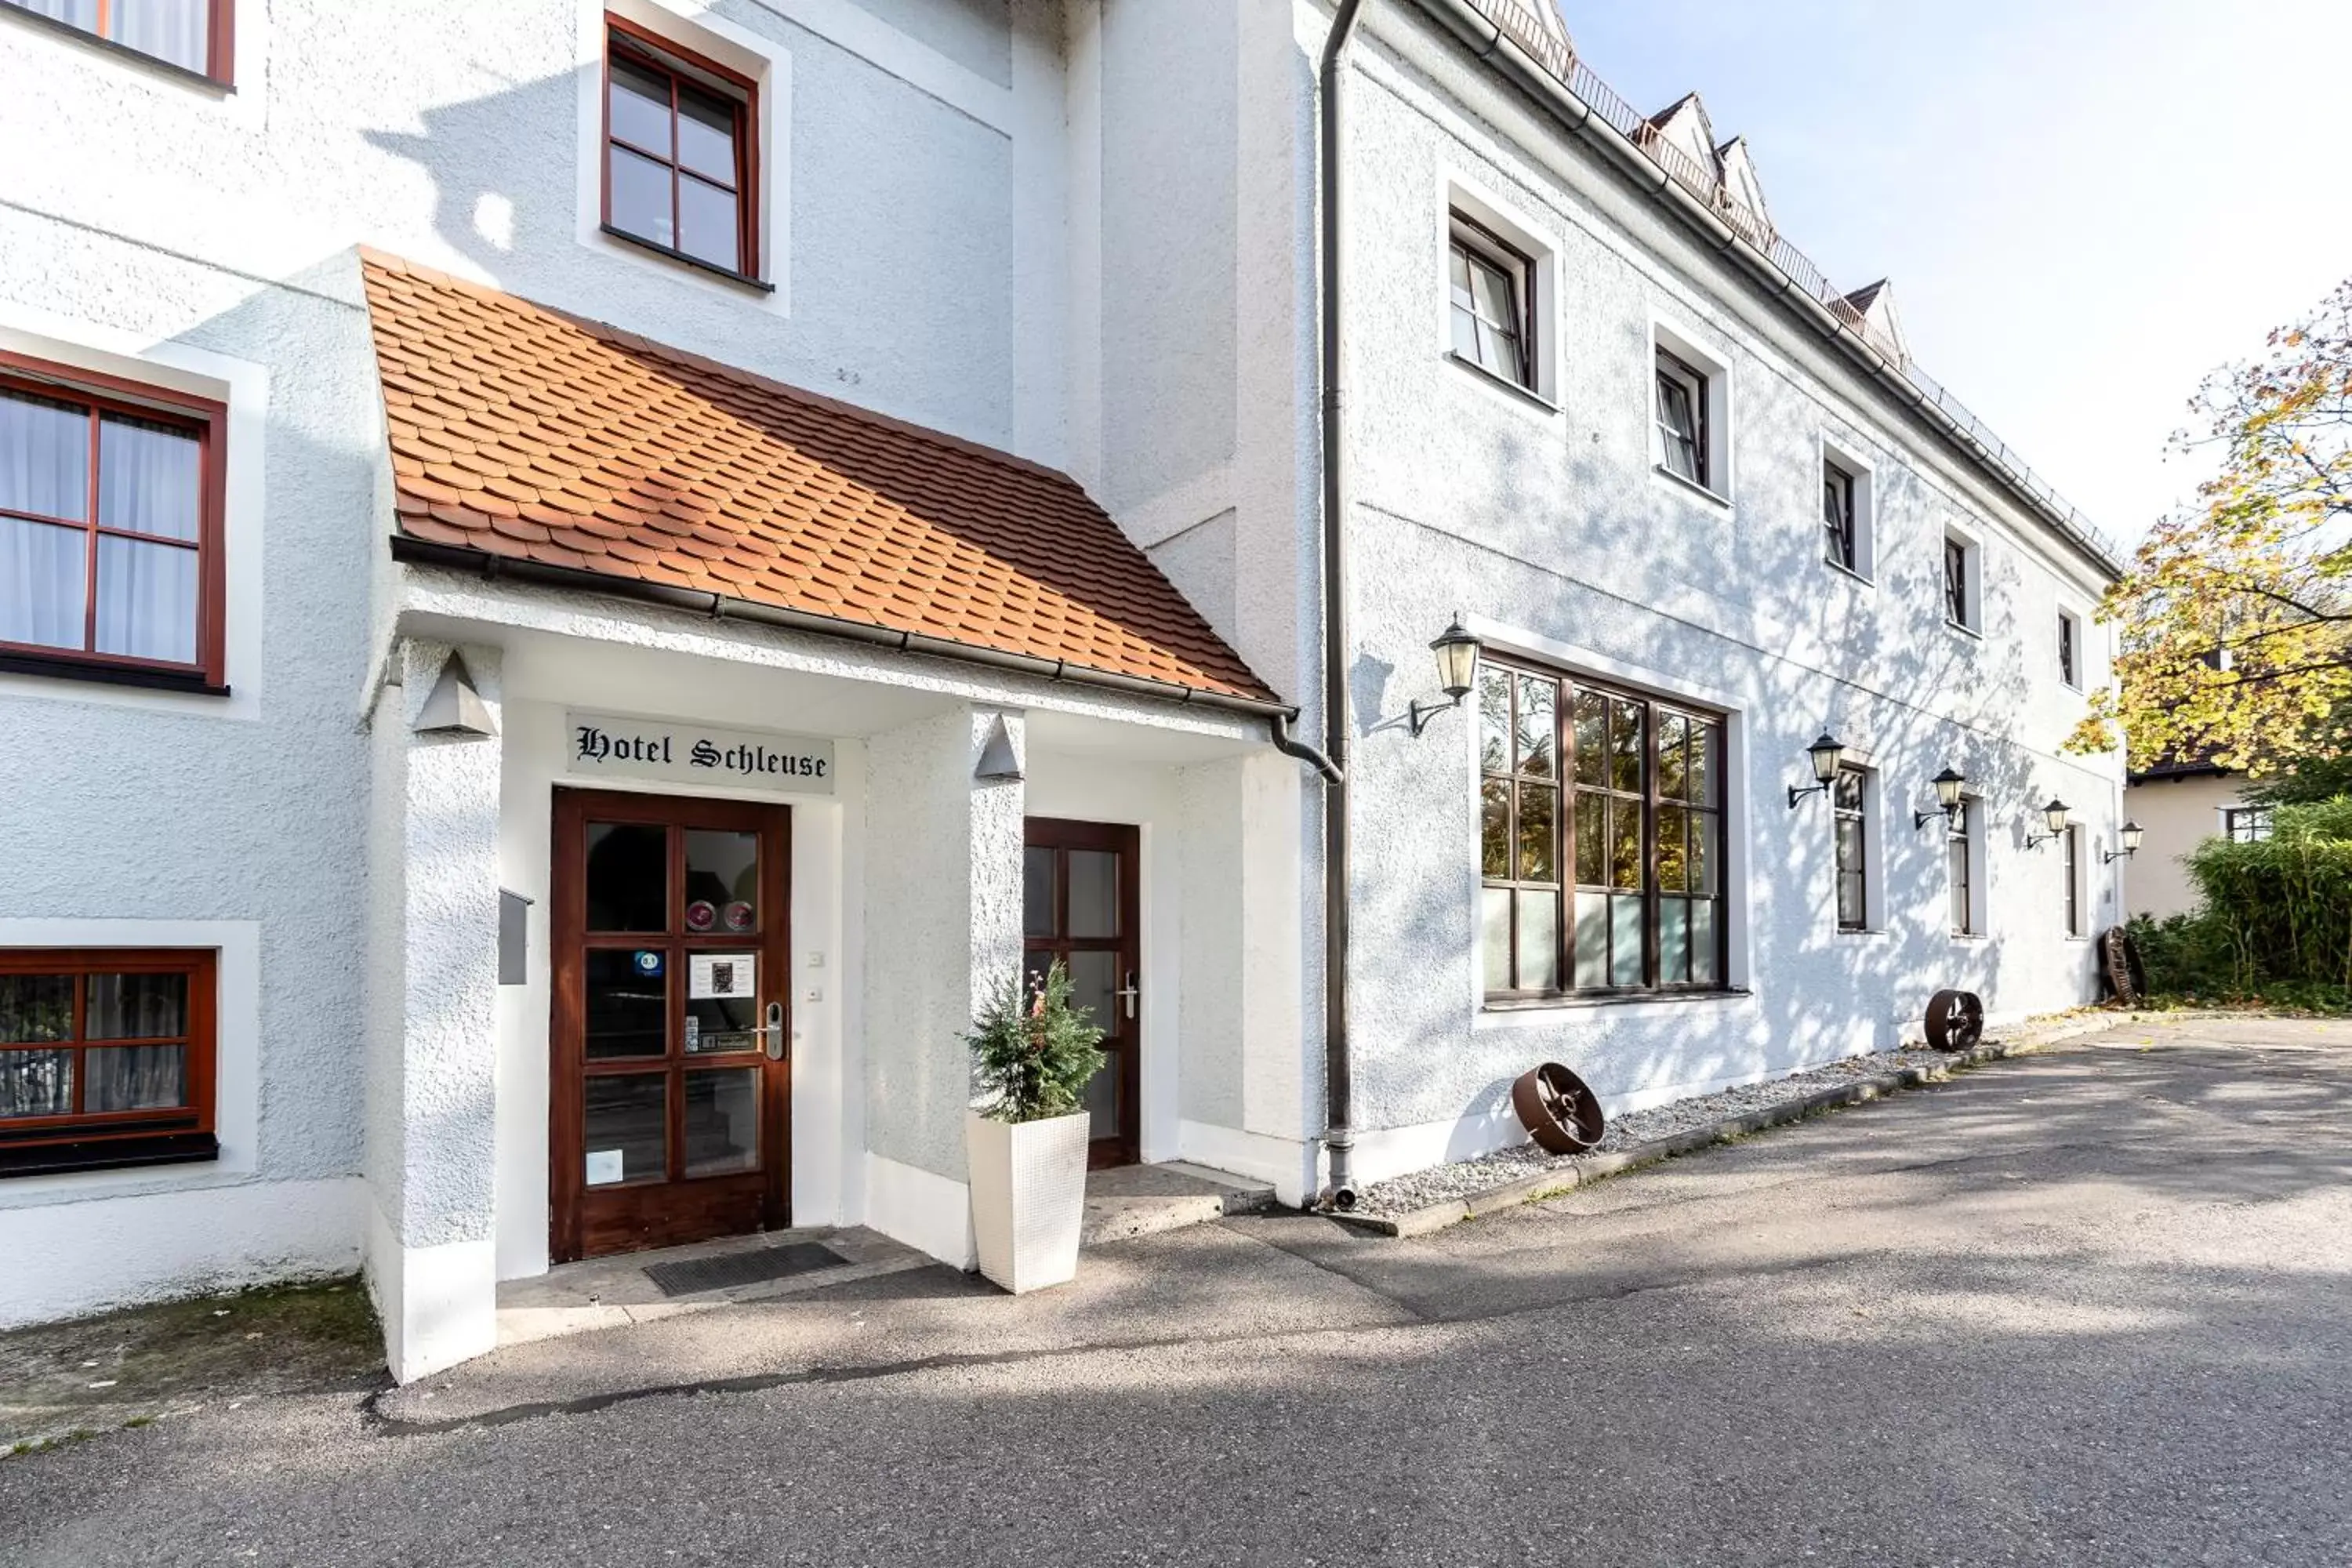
[1454,0,2124,572]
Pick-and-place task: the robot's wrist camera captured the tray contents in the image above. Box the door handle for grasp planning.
[1116,972,1139,1020]
[760,1000,788,1061]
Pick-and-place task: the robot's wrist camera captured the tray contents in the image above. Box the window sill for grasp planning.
[0,649,229,696]
[1944,619,1983,641]
[1652,463,1731,510]
[1483,987,1751,1014]
[1835,927,1887,938]
[1950,931,1987,942]
[599,225,775,294]
[1824,557,1875,589]
[0,6,231,92]
[0,1131,218,1181]
[1445,351,1557,412]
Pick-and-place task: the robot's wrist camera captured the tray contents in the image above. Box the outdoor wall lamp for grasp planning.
[2103,821,2146,864]
[1785,732,1848,809]
[1913,767,1967,831]
[2024,798,2071,850]
[1409,619,1483,736]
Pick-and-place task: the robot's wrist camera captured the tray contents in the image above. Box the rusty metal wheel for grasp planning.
[1511,1062,1606,1154]
[1925,989,1984,1052]
[2099,926,2146,1004]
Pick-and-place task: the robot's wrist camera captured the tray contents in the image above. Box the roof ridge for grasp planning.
[354,247,1085,492]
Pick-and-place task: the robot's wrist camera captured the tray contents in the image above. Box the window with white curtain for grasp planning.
[0,360,222,685]
[2,0,226,79]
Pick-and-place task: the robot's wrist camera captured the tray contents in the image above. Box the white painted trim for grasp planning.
[0,1176,361,1330]
[1115,461,1237,551]
[862,1150,975,1269]
[741,0,1012,129]
[1176,1119,1312,1207]
[1439,163,1561,405]
[1648,309,1733,506]
[1818,430,1877,584]
[0,308,267,720]
[367,1200,498,1383]
[575,0,795,313]
[0,918,262,1203]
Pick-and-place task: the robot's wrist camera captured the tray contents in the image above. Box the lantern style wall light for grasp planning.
[1409,619,1483,736]
[1912,767,1967,831]
[1785,733,1848,809]
[2024,798,2071,850]
[2103,821,2145,864]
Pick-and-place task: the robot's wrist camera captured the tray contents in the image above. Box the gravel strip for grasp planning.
[1354,1044,1966,1218]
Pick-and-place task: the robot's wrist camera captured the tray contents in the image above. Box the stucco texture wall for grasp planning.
[2123,773,2242,920]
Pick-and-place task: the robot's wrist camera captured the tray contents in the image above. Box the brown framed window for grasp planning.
[2057,611,2079,688]
[1656,350,1709,488]
[1480,659,1728,1000]
[1448,216,1534,389]
[0,353,227,690]
[0,949,217,1178]
[2062,823,2082,937]
[1832,766,1867,933]
[1944,536,1974,630]
[1947,799,1979,935]
[2,0,232,83]
[602,16,760,280]
[1823,460,1857,572]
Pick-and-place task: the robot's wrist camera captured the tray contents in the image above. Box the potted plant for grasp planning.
[964,960,1105,1294]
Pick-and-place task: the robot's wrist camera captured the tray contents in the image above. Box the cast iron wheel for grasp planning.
[1511,1062,1606,1154]
[1925,989,1984,1052]
[2100,926,2147,1004]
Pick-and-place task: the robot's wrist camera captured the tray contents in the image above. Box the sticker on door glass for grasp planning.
[684,900,718,933]
[689,953,756,1000]
[721,900,756,933]
[585,1149,625,1185]
[633,950,663,977]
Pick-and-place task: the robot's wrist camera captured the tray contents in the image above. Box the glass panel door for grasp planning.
[1022,818,1141,1167]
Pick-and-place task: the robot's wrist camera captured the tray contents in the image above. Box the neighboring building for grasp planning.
[2125,758,2272,918]
[0,0,2126,1379]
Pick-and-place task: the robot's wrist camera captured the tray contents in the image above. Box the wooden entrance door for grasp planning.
[550,789,792,1262]
[1022,818,1141,1167]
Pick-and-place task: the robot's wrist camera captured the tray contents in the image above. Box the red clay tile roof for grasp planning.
[358,251,1278,705]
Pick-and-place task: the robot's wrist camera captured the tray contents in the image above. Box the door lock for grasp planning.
[760,1000,788,1061]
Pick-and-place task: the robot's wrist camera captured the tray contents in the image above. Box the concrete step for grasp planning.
[1080,1160,1279,1247]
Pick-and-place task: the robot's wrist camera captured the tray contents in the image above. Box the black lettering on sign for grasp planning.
[690,738,721,769]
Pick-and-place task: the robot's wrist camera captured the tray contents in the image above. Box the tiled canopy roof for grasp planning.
[358,252,1277,706]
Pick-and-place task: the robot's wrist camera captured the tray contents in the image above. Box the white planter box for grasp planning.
[965,1109,1089,1294]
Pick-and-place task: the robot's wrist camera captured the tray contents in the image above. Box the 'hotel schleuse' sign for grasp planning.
[568,710,835,795]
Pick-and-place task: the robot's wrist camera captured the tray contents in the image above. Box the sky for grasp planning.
[1555,0,2352,551]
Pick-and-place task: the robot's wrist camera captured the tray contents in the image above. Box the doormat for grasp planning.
[643,1241,848,1298]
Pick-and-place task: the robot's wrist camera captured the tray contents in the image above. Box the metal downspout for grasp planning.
[1317,0,1371,1210]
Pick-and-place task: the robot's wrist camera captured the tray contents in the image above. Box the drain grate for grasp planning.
[643,1241,848,1298]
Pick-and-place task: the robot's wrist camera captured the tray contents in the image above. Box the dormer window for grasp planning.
[1447,216,1533,390]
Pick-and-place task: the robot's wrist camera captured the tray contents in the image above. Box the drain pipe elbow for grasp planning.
[1269,711,1344,786]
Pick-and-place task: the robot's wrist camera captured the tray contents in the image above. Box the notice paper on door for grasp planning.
[689,953,757,1000]
[585,1149,624,1185]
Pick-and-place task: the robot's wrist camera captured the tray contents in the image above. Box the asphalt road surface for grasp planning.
[4,1015,2347,1566]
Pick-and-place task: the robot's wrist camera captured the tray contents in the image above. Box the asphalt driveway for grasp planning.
[3,1014,2348,1566]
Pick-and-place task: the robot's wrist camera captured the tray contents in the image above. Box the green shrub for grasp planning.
[2140,797,2352,1007]
[965,959,1105,1123]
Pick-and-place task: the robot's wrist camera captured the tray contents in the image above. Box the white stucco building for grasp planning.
[0,0,2125,1380]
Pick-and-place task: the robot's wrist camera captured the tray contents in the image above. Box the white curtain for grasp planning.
[94,535,196,662]
[97,412,199,540]
[14,2,103,32]
[110,0,209,72]
[0,519,86,652]
[0,387,87,521]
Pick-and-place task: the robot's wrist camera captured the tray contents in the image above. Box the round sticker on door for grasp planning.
[633,950,662,976]
[722,901,756,932]
[685,900,717,933]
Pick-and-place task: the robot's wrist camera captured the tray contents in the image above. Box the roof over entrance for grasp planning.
[358,252,1278,706]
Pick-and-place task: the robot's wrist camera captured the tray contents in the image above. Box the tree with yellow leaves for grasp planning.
[2071,278,2352,775]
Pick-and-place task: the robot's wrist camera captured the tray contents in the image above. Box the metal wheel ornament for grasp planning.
[2099,926,2146,1005]
[1925,989,1984,1053]
[1511,1062,1607,1154]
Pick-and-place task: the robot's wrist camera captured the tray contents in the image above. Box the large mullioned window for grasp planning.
[1480,661,1728,999]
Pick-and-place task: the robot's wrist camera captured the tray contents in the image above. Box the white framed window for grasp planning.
[1942,527,1984,634]
[2062,822,2084,937]
[1831,764,1876,933]
[2056,608,2082,688]
[1947,795,1984,936]
[2222,805,2272,843]
[1820,437,1875,581]
[1439,176,1557,405]
[1649,318,1730,502]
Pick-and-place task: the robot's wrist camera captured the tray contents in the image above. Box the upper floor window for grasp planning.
[1824,459,1858,574]
[0,357,225,688]
[1655,349,1710,489]
[0,948,217,1178]
[2057,609,2081,688]
[1943,532,1981,633]
[2,0,230,82]
[604,17,760,281]
[2222,805,2272,844]
[1479,660,1728,1000]
[1832,765,1867,933]
[1447,216,1533,390]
